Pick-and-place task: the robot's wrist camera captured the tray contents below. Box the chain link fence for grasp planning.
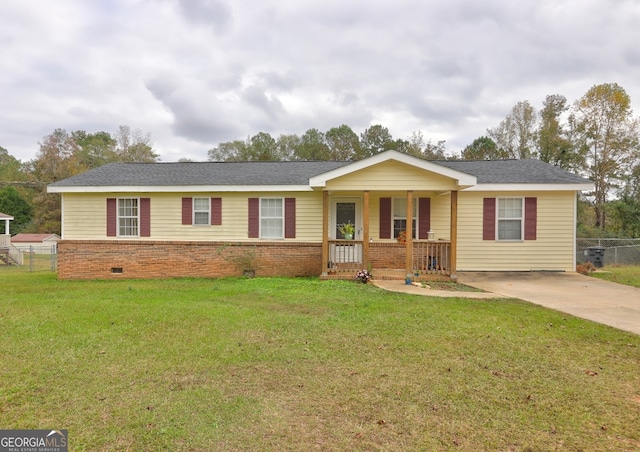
[576,238,640,266]
[14,245,58,272]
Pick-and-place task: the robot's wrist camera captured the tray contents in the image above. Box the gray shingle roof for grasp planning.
[48,157,591,188]
[434,159,590,184]
[48,161,352,187]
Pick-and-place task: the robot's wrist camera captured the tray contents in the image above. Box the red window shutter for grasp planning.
[524,197,537,240]
[248,198,259,238]
[106,198,117,237]
[418,198,431,239]
[211,198,222,225]
[379,198,391,239]
[483,198,496,240]
[140,198,151,237]
[285,198,296,238]
[182,198,192,225]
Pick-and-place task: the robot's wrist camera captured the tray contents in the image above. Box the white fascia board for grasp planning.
[309,150,477,187]
[462,183,595,192]
[47,185,314,193]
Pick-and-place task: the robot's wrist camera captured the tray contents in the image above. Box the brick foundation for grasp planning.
[57,240,323,280]
[57,240,425,280]
[369,242,407,269]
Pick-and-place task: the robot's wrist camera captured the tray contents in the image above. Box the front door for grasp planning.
[330,197,362,264]
[331,198,361,239]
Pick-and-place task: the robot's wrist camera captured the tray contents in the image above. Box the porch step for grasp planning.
[372,269,451,282]
[320,269,407,281]
[320,269,450,281]
[0,250,12,265]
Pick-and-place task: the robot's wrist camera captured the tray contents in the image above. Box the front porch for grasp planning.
[305,151,477,282]
[319,190,459,281]
[321,239,453,281]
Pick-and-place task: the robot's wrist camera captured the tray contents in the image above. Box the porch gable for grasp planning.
[322,160,461,191]
[309,150,476,190]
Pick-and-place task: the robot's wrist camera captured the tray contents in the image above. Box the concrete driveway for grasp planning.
[457,271,640,335]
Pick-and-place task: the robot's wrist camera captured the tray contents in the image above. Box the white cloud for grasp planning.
[1,0,639,162]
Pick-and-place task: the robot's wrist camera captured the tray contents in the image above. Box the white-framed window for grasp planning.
[260,198,283,239]
[193,197,210,225]
[393,197,417,239]
[118,198,139,237]
[497,197,523,240]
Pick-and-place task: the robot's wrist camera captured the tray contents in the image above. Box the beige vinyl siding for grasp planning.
[292,192,324,240]
[62,192,324,241]
[325,160,458,191]
[62,193,108,239]
[430,194,452,240]
[456,191,576,271]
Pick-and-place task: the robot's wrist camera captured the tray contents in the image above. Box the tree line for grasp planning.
[208,126,448,162]
[0,126,159,234]
[1,83,639,237]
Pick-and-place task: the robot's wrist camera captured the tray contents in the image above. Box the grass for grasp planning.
[1,268,639,451]
[590,264,640,288]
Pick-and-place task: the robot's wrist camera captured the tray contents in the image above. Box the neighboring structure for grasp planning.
[47,150,593,280]
[0,212,13,236]
[10,233,61,254]
[0,212,22,265]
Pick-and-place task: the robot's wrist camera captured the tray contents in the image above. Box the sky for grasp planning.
[1,0,639,163]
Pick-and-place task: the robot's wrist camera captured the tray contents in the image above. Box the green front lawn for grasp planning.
[1,270,639,450]
[591,264,640,288]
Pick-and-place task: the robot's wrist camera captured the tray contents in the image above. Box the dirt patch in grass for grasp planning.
[421,280,485,292]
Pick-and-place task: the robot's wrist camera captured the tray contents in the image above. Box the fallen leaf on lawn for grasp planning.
[586,370,598,376]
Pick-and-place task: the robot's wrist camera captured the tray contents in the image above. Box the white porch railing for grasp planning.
[0,235,9,247]
[327,240,363,274]
[413,240,451,276]
[323,239,451,278]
